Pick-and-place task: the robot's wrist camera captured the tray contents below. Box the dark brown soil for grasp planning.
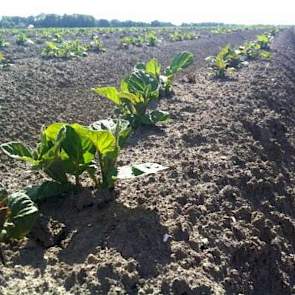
[1,28,295,294]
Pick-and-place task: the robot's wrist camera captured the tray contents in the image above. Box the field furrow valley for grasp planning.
[0,26,295,294]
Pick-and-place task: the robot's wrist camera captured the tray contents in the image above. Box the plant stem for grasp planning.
[0,246,6,265]
[87,171,99,188]
[75,175,80,187]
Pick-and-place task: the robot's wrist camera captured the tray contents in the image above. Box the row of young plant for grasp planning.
[0,31,191,61]
[0,28,278,64]
[206,32,274,78]
[0,51,194,264]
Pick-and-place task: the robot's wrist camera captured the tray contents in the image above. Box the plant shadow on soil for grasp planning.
[11,241,47,271]
[58,202,171,277]
[20,189,171,278]
[128,125,167,147]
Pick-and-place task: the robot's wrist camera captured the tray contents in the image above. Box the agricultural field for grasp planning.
[0,25,295,294]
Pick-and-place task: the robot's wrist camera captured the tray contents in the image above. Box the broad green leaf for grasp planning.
[43,158,69,183]
[90,119,131,148]
[134,63,145,71]
[259,50,272,59]
[117,163,167,179]
[87,130,117,156]
[145,58,161,77]
[149,110,170,124]
[165,51,193,76]
[25,181,76,203]
[120,79,129,92]
[0,192,38,241]
[126,70,159,99]
[0,142,34,163]
[61,125,83,164]
[43,123,65,141]
[120,90,143,104]
[71,123,96,163]
[93,87,121,105]
[257,34,268,43]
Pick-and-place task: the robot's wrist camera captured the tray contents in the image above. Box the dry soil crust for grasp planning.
[0,29,295,294]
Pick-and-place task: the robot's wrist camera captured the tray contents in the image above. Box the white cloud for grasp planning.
[1,0,295,25]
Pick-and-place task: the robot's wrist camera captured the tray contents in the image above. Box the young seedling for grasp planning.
[16,33,34,46]
[0,52,11,70]
[257,34,272,51]
[42,40,88,58]
[0,35,9,48]
[206,45,240,78]
[134,51,194,95]
[93,77,169,128]
[89,36,106,53]
[145,32,158,46]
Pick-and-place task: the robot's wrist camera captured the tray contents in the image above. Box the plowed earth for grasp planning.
[0,29,295,294]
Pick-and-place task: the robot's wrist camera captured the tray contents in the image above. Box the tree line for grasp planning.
[0,14,175,28]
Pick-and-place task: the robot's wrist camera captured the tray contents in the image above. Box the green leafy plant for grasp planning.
[1,123,117,188]
[0,52,11,70]
[257,34,272,50]
[237,41,271,61]
[90,119,131,148]
[52,32,63,43]
[1,121,163,190]
[93,78,168,128]
[170,31,195,42]
[237,42,261,60]
[0,35,9,48]
[119,35,145,48]
[161,51,194,93]
[42,42,60,57]
[0,185,38,264]
[96,53,193,123]
[170,31,184,41]
[120,36,134,48]
[206,45,240,78]
[42,40,88,58]
[135,51,194,95]
[89,36,106,53]
[16,33,33,46]
[145,32,158,46]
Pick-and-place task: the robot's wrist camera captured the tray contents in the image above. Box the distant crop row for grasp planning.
[0,26,280,64]
[206,32,274,78]
[0,51,193,263]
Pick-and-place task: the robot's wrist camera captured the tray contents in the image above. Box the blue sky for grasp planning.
[2,0,295,25]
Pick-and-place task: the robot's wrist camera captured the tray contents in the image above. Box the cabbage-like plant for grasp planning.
[93,80,169,128]
[206,45,240,78]
[134,51,194,95]
[237,41,271,60]
[89,36,106,53]
[1,123,117,188]
[119,35,145,48]
[170,31,195,42]
[0,186,38,264]
[16,33,33,46]
[170,31,184,41]
[0,52,10,70]
[1,121,164,190]
[120,36,134,48]
[90,119,132,148]
[0,35,9,48]
[145,32,158,46]
[257,34,272,50]
[161,51,194,93]
[42,40,88,58]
